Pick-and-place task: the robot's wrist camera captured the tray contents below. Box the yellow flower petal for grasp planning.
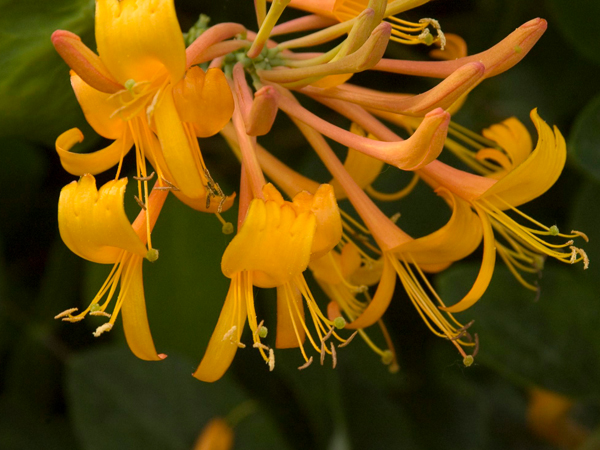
[482,116,532,170]
[346,255,396,329]
[221,198,316,288]
[440,203,496,313]
[173,67,234,138]
[58,174,147,264]
[390,188,483,265]
[71,73,126,139]
[56,128,133,176]
[95,0,185,84]
[292,184,342,260]
[121,255,162,360]
[194,274,248,382]
[276,285,306,349]
[480,109,566,208]
[154,86,206,199]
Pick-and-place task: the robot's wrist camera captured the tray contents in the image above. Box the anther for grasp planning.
[333,317,346,329]
[54,307,78,319]
[92,322,113,337]
[223,325,237,341]
[253,342,270,350]
[89,311,111,318]
[253,320,264,340]
[390,212,401,223]
[472,333,480,358]
[146,248,159,262]
[133,172,155,181]
[330,343,337,369]
[268,349,275,371]
[320,342,326,365]
[571,230,589,242]
[338,331,358,348]
[298,357,313,371]
[134,195,147,210]
[322,326,334,342]
[237,342,246,348]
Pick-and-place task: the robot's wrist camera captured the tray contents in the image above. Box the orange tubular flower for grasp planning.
[52,0,236,215]
[55,174,168,361]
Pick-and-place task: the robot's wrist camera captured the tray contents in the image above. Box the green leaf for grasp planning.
[436,263,598,400]
[67,346,291,450]
[0,0,98,146]
[569,93,600,183]
[547,0,600,66]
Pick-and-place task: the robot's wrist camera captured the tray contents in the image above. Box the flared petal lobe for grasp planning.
[58,174,147,264]
[173,67,234,138]
[221,191,317,288]
[194,274,248,382]
[121,255,162,360]
[95,0,186,84]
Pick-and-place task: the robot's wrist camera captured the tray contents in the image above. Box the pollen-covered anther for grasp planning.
[154,177,181,191]
[338,331,358,348]
[322,325,334,342]
[268,349,275,371]
[93,322,113,337]
[571,230,589,242]
[419,18,446,50]
[320,342,326,365]
[237,342,246,349]
[133,172,156,182]
[54,307,78,319]
[134,195,147,211]
[222,325,237,341]
[89,311,112,318]
[330,342,338,369]
[298,356,313,371]
[569,246,589,270]
[253,342,270,350]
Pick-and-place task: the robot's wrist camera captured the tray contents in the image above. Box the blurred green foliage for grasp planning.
[1,0,599,449]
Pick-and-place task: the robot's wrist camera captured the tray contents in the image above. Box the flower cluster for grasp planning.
[52,0,588,381]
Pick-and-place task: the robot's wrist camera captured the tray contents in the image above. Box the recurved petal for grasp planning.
[173,67,234,137]
[95,0,185,84]
[56,128,133,176]
[345,255,396,329]
[154,86,206,199]
[193,275,248,382]
[480,109,566,208]
[391,188,482,265]
[71,73,126,139]
[222,198,317,288]
[58,174,147,264]
[440,204,496,313]
[482,116,532,171]
[120,255,162,360]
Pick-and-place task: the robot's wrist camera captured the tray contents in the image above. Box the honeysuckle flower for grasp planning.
[52,0,236,221]
[194,183,348,382]
[54,174,168,361]
[418,110,588,312]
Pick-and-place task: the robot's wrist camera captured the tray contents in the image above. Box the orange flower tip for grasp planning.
[463,355,474,367]
[145,248,159,262]
[158,353,168,360]
[425,107,451,122]
[222,222,235,235]
[522,17,547,31]
[333,316,346,329]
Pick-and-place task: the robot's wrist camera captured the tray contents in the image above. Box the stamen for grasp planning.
[298,356,313,370]
[92,322,113,337]
[330,342,337,369]
[154,177,181,191]
[223,325,237,341]
[134,195,147,210]
[571,230,589,242]
[268,348,275,371]
[133,172,155,182]
[253,342,270,350]
[338,330,358,348]
[54,307,78,319]
[320,341,326,365]
[62,316,84,323]
[89,311,112,318]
